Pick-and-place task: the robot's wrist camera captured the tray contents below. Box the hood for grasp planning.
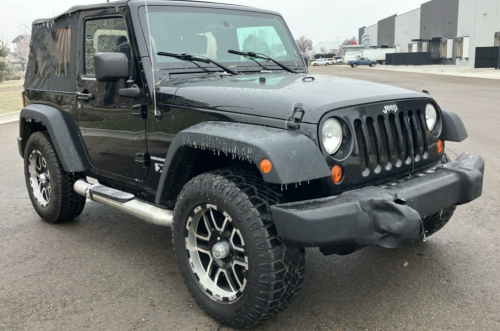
[157,73,430,123]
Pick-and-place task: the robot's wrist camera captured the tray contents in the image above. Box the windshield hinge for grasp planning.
[287,103,305,129]
[132,104,148,119]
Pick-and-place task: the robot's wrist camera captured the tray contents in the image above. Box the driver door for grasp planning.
[76,13,148,180]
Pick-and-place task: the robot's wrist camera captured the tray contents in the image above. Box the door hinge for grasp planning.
[132,104,148,119]
[135,152,150,168]
[287,103,305,129]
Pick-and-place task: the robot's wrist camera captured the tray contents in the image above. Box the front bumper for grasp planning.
[271,153,484,249]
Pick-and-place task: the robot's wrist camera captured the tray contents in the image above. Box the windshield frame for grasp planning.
[136,4,306,74]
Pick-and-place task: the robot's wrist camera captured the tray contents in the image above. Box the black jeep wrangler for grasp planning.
[18,0,484,328]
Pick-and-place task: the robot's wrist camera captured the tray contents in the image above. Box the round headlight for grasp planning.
[322,118,343,154]
[425,104,437,131]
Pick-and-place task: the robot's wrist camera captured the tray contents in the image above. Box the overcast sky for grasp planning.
[0,0,430,46]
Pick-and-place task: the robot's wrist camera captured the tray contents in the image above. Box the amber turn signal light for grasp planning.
[437,140,443,154]
[331,165,343,184]
[260,159,272,173]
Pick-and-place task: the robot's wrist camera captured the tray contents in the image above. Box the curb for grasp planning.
[0,111,20,125]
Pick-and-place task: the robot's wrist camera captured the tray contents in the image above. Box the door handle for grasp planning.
[74,92,95,101]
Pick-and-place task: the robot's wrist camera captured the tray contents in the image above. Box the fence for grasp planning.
[474,47,500,69]
[385,52,432,66]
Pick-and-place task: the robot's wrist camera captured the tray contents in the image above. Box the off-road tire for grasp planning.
[172,168,305,328]
[24,131,86,223]
[422,153,455,236]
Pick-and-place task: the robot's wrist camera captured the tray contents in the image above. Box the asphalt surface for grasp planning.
[1,66,499,331]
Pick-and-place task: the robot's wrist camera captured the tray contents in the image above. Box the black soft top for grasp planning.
[33,0,273,24]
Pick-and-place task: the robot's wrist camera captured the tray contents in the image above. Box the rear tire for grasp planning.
[172,168,305,328]
[24,131,86,223]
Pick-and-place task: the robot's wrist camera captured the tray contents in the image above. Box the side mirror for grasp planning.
[94,52,141,99]
[94,52,129,83]
[301,53,309,67]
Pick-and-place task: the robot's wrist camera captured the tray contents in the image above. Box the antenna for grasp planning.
[143,0,159,119]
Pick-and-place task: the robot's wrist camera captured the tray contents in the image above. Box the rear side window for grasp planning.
[34,26,72,78]
[84,17,132,76]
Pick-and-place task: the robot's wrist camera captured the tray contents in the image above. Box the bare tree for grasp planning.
[295,36,313,53]
[341,37,358,46]
[320,47,327,54]
[338,37,358,53]
[16,24,31,64]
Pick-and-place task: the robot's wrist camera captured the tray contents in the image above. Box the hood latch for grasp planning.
[287,103,305,129]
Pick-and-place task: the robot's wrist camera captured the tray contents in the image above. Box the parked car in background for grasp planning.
[311,58,333,66]
[348,57,377,67]
[342,51,361,64]
[360,48,396,64]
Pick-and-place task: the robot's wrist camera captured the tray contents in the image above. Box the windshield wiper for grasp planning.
[157,52,239,75]
[228,50,297,74]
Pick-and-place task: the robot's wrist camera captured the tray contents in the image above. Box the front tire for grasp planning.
[24,131,86,223]
[351,63,357,68]
[369,62,375,67]
[173,168,305,328]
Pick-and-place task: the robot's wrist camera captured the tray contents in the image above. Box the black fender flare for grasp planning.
[440,109,468,142]
[155,122,331,204]
[19,104,90,172]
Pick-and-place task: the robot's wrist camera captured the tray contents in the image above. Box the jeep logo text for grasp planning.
[383,105,399,113]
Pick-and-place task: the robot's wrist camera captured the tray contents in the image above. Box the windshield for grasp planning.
[139,6,301,71]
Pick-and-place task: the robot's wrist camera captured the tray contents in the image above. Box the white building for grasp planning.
[362,24,378,48]
[358,0,500,67]
[456,0,500,67]
[395,8,423,53]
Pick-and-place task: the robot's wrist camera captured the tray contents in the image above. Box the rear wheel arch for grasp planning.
[18,119,47,156]
[19,105,90,172]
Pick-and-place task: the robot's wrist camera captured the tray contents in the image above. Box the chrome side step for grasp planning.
[74,180,173,227]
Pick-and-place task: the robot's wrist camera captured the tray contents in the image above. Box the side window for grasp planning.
[84,17,132,76]
[34,26,72,78]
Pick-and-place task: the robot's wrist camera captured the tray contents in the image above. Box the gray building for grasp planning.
[358,0,500,66]
[378,15,397,46]
[419,0,459,64]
